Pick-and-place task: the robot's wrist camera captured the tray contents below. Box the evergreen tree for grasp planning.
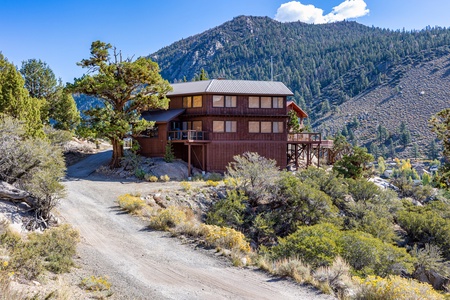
[20,59,80,131]
[69,41,172,168]
[412,143,420,159]
[0,54,44,137]
[427,140,440,160]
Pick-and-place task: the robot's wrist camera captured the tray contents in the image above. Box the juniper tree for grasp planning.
[69,41,172,168]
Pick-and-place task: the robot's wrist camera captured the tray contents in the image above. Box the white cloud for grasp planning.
[275,0,369,24]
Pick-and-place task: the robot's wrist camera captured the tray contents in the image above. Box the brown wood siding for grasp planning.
[172,143,205,170]
[206,141,287,172]
[206,94,287,116]
[137,123,168,157]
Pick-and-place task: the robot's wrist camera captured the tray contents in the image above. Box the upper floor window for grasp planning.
[183,95,202,108]
[248,121,284,133]
[213,120,237,132]
[248,96,284,108]
[213,95,237,107]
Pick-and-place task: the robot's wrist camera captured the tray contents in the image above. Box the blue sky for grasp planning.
[1,0,450,83]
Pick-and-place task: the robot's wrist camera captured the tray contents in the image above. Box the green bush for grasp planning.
[338,231,415,277]
[397,200,450,259]
[270,223,415,277]
[271,223,340,268]
[206,190,246,228]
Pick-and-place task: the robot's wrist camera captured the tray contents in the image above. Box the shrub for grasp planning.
[200,224,250,253]
[397,201,450,259]
[80,275,111,292]
[338,230,415,277]
[164,140,175,163]
[271,223,340,268]
[205,180,219,187]
[160,174,170,182]
[354,275,444,300]
[145,175,158,182]
[225,152,280,206]
[149,206,187,231]
[9,224,79,280]
[206,190,246,228]
[134,168,146,180]
[269,257,312,283]
[180,181,191,191]
[312,256,354,297]
[117,194,145,213]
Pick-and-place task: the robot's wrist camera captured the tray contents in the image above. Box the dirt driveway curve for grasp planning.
[60,151,334,300]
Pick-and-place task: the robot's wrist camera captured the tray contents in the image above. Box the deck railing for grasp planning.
[168,130,208,141]
[288,132,322,142]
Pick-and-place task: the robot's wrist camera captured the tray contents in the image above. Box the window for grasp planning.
[225,121,237,132]
[273,97,283,108]
[273,121,283,133]
[192,121,202,131]
[249,121,284,133]
[183,95,202,108]
[248,96,284,108]
[182,121,202,130]
[249,97,259,108]
[213,121,237,132]
[261,97,271,108]
[225,96,237,107]
[249,121,260,133]
[213,95,237,107]
[213,95,224,107]
[193,96,202,107]
[261,121,272,133]
[213,121,224,132]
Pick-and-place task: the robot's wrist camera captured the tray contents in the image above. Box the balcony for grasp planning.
[288,132,334,148]
[168,130,209,142]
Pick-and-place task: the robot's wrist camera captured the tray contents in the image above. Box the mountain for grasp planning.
[150,15,450,158]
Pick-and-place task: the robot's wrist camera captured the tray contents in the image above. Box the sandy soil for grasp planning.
[59,150,334,299]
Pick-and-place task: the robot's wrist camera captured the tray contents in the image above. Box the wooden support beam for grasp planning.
[188,143,191,177]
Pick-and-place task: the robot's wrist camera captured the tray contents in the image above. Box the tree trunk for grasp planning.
[110,138,124,168]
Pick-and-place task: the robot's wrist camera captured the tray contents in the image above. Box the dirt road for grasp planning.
[60,151,334,299]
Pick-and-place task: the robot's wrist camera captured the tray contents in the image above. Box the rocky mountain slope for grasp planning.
[315,51,450,157]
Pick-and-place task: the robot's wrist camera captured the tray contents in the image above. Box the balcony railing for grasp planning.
[168,130,209,141]
[288,132,322,142]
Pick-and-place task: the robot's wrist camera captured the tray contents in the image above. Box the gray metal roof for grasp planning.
[141,109,185,123]
[168,79,293,96]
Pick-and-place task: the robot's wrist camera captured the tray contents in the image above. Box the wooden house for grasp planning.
[136,79,322,174]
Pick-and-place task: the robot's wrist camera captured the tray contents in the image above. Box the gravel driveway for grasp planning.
[59,151,334,299]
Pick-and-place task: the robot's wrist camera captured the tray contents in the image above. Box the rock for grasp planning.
[0,181,29,201]
[153,195,167,208]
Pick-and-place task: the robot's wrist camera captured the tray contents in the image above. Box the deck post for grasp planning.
[188,143,191,177]
[202,144,205,172]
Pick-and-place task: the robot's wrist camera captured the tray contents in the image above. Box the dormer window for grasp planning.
[183,95,202,108]
[213,95,237,107]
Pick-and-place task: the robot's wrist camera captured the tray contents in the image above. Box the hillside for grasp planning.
[149,16,450,156]
[315,51,450,158]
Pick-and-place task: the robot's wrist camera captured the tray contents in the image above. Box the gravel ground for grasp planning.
[58,150,335,300]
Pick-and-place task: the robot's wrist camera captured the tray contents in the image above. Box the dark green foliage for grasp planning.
[273,172,335,232]
[333,146,374,179]
[270,223,414,276]
[206,190,246,228]
[164,140,175,163]
[69,41,172,168]
[287,109,301,133]
[152,16,450,121]
[397,201,450,260]
[0,55,44,138]
[20,59,80,131]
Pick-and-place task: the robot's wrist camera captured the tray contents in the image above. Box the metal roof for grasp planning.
[141,109,185,123]
[168,79,293,96]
